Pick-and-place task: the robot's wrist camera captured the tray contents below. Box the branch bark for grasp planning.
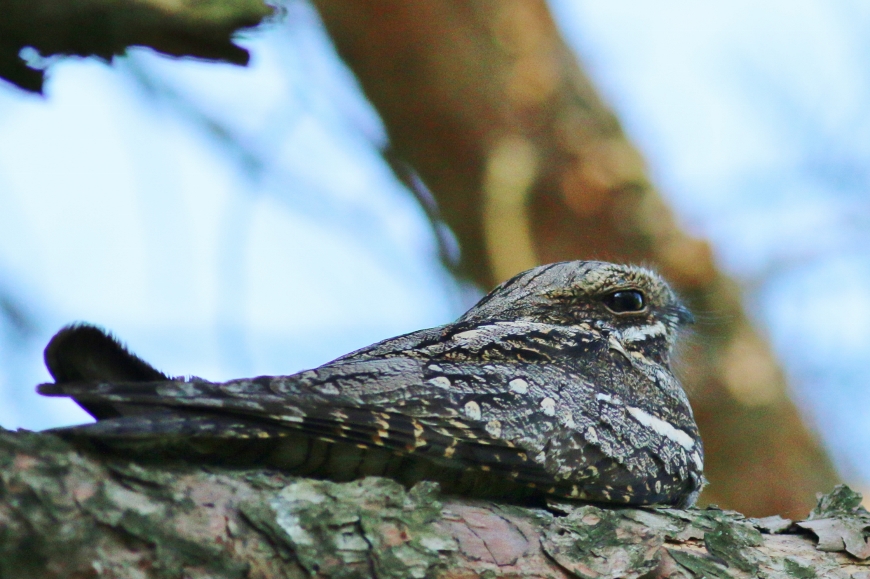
[1,429,867,579]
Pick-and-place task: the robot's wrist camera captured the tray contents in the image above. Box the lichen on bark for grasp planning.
[0,428,868,578]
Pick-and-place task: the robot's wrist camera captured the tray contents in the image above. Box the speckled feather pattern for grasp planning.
[38,261,704,507]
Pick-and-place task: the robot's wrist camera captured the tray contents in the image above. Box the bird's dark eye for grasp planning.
[603,290,645,313]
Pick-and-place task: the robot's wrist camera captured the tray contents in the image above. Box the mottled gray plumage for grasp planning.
[38,261,704,507]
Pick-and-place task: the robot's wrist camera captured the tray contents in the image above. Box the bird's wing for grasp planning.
[37,356,564,486]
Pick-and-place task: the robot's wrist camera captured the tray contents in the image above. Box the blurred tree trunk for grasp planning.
[311,0,837,517]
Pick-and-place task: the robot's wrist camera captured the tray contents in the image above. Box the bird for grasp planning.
[37,260,704,507]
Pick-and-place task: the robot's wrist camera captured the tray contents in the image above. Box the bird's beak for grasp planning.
[675,304,695,326]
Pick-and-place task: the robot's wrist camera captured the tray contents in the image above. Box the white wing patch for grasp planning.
[463,400,482,420]
[540,397,557,416]
[427,376,452,390]
[509,378,529,394]
[691,450,704,470]
[627,406,695,450]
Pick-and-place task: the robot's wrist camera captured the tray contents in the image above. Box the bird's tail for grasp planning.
[42,323,168,419]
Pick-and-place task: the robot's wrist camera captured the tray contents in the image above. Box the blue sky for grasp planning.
[1,1,868,487]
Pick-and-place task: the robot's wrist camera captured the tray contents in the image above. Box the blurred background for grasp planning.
[1,0,867,517]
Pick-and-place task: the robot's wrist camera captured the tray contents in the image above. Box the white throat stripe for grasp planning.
[619,322,666,343]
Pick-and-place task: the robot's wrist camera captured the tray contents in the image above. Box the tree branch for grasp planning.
[0,0,274,93]
[1,428,867,578]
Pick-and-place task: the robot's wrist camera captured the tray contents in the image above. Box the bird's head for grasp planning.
[459,261,693,364]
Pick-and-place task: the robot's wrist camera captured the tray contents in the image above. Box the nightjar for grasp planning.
[38,261,704,507]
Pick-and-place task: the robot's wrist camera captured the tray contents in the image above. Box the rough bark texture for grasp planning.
[309,0,838,517]
[1,429,868,579]
[0,0,273,92]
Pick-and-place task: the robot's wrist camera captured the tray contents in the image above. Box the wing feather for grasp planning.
[39,374,558,486]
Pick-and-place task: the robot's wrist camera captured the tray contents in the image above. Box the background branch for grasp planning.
[0,0,273,92]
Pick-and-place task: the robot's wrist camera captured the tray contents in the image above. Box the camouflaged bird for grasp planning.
[38,261,704,507]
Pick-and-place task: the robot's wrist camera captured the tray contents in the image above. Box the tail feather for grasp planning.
[43,323,168,419]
